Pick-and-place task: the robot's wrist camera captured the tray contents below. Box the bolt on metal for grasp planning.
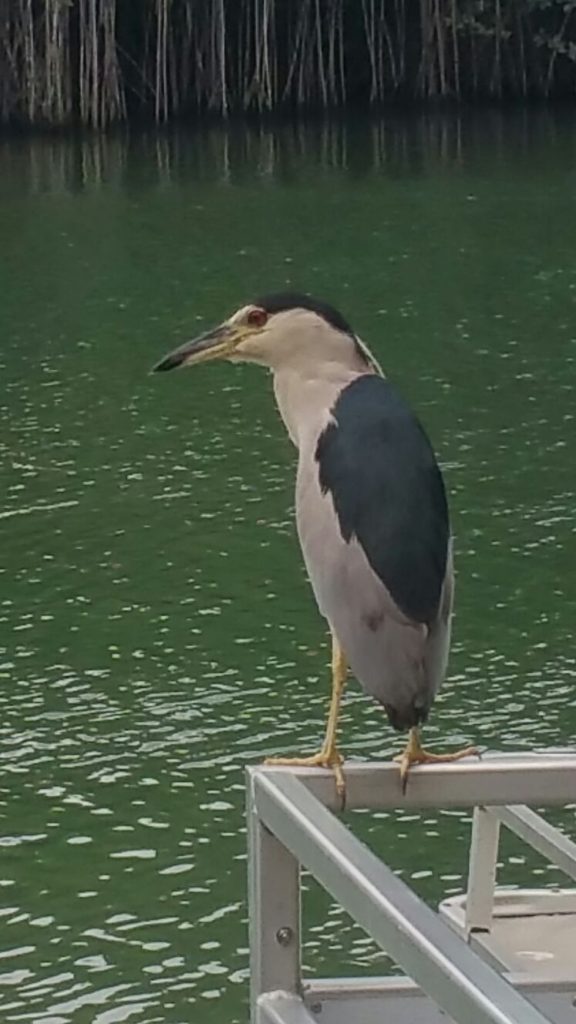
[275,926,293,946]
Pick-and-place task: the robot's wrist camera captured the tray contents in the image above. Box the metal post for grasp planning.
[247,769,301,1023]
[465,807,501,933]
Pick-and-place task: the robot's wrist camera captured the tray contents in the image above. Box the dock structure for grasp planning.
[246,753,576,1024]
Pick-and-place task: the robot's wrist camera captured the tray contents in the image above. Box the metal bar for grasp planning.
[304,977,576,1024]
[254,754,576,812]
[306,975,576,999]
[258,993,318,1024]
[465,807,501,932]
[490,805,576,883]
[247,772,301,1022]
[254,770,552,1024]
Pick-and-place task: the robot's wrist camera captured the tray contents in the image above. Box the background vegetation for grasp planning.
[1,0,576,129]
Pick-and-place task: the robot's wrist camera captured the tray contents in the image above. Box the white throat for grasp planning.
[272,362,370,449]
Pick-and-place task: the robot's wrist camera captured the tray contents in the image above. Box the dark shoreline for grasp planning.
[2,1,575,133]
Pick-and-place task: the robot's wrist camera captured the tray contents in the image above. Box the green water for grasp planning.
[1,113,575,1023]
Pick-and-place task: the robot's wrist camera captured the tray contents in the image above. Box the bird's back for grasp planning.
[296,374,453,730]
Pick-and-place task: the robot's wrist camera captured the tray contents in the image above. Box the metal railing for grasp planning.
[465,801,576,933]
[246,753,576,1024]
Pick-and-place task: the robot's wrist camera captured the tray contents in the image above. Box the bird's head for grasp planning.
[153,292,381,375]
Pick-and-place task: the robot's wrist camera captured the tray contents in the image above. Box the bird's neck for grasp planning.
[272,364,370,449]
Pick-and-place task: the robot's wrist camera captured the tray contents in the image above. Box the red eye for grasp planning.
[247,307,268,328]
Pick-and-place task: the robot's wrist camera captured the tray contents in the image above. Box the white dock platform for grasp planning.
[442,888,576,978]
[246,753,576,1024]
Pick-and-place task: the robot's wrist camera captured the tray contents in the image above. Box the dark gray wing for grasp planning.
[315,374,449,627]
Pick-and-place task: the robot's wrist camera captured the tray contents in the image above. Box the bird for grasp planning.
[154,292,477,796]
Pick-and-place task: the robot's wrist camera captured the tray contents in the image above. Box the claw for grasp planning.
[264,748,346,807]
[395,727,479,793]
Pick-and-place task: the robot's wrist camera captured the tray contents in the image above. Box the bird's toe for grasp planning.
[263,748,346,806]
[394,739,480,793]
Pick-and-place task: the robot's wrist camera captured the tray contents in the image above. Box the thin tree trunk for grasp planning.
[451,0,460,97]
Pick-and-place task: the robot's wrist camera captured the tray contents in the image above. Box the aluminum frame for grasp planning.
[247,754,576,1024]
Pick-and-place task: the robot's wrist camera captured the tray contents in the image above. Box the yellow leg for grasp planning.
[264,633,347,800]
[394,726,479,792]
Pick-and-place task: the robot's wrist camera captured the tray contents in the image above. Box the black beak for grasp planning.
[153,324,234,372]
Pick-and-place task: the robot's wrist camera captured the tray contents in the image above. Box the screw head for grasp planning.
[275,926,293,946]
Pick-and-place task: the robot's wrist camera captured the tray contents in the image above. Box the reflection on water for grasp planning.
[2,110,576,193]
[1,112,575,1022]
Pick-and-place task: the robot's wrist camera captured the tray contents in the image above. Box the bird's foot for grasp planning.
[394,734,479,793]
[264,747,345,802]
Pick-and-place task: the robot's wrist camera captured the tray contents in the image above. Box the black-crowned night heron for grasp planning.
[154,293,477,796]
